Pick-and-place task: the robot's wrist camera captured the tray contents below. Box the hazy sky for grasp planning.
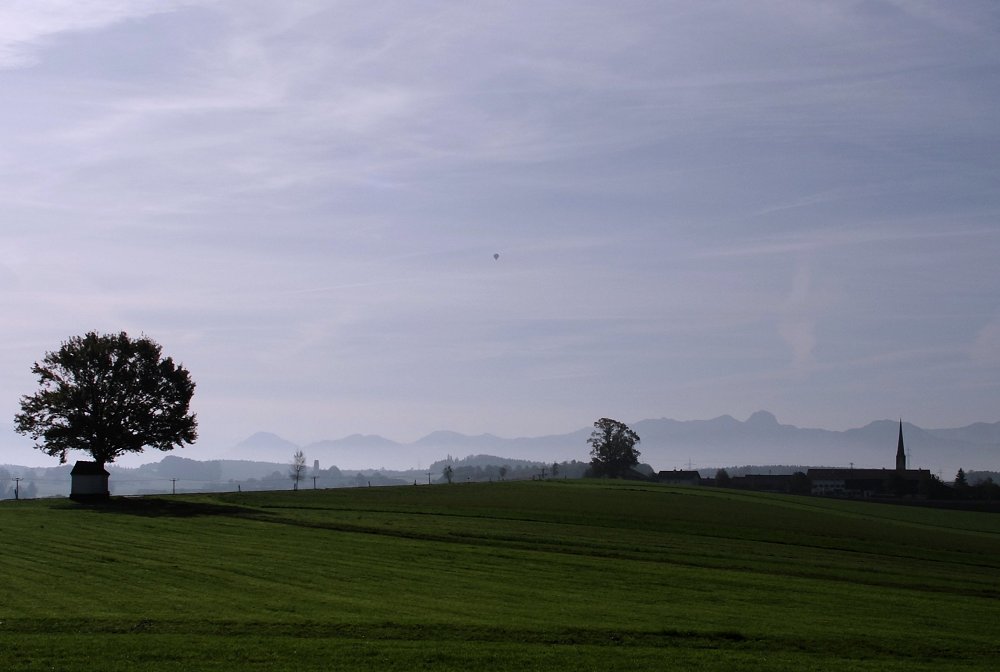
[2,1,999,466]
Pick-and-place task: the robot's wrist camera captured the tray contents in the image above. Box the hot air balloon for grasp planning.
[493,253,500,261]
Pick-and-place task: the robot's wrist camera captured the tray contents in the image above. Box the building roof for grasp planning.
[657,470,701,479]
[808,468,888,480]
[736,474,795,483]
[807,467,930,480]
[70,460,110,476]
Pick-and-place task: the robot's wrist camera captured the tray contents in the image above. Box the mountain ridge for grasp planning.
[222,412,1000,475]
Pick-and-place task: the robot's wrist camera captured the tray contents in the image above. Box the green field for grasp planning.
[1,480,998,670]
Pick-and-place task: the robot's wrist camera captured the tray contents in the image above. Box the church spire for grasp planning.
[895,419,906,472]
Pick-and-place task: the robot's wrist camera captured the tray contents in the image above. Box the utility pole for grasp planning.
[312,476,317,489]
[13,477,21,500]
[171,478,177,495]
[426,472,432,485]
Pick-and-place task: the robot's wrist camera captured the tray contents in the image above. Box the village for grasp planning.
[656,421,999,506]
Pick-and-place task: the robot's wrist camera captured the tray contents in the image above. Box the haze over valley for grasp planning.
[222,411,1000,477]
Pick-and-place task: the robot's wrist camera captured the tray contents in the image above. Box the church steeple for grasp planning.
[895,419,906,472]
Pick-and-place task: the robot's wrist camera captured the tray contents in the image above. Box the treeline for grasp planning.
[0,454,598,498]
[432,456,591,483]
[952,469,1000,500]
[0,467,39,499]
[7,456,1000,500]
[701,465,812,478]
[0,457,405,498]
[0,464,71,499]
[705,467,1000,502]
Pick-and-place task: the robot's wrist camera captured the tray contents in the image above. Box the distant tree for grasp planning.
[972,477,999,501]
[789,471,811,495]
[15,332,197,467]
[715,469,732,488]
[955,468,969,489]
[443,465,454,484]
[289,450,306,490]
[498,466,508,481]
[587,418,640,478]
[551,462,559,478]
[922,473,952,500]
[968,470,1000,487]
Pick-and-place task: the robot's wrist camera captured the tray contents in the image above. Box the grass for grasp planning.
[1,480,998,670]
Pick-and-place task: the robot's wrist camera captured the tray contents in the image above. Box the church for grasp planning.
[807,421,932,497]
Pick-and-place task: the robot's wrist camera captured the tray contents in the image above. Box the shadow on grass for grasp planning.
[1,617,750,648]
[55,496,259,519]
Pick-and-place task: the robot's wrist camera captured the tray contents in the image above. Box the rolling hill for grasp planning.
[1,481,997,671]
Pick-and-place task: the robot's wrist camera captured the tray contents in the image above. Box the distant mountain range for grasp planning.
[225,411,1000,477]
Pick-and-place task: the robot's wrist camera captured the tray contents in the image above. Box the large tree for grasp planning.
[15,332,197,466]
[587,418,640,477]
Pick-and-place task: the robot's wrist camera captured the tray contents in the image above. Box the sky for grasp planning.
[1,1,999,467]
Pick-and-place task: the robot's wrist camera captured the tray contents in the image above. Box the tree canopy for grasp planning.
[15,332,197,466]
[587,418,640,477]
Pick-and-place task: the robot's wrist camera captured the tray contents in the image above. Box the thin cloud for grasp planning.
[699,226,999,260]
[0,0,196,68]
[1,1,999,462]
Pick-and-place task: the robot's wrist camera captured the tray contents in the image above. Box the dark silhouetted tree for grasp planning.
[15,332,197,467]
[551,462,559,477]
[789,471,811,494]
[922,473,952,499]
[587,418,640,478]
[972,476,999,501]
[443,465,454,484]
[715,469,732,487]
[955,468,968,489]
[289,450,306,490]
[498,466,508,481]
